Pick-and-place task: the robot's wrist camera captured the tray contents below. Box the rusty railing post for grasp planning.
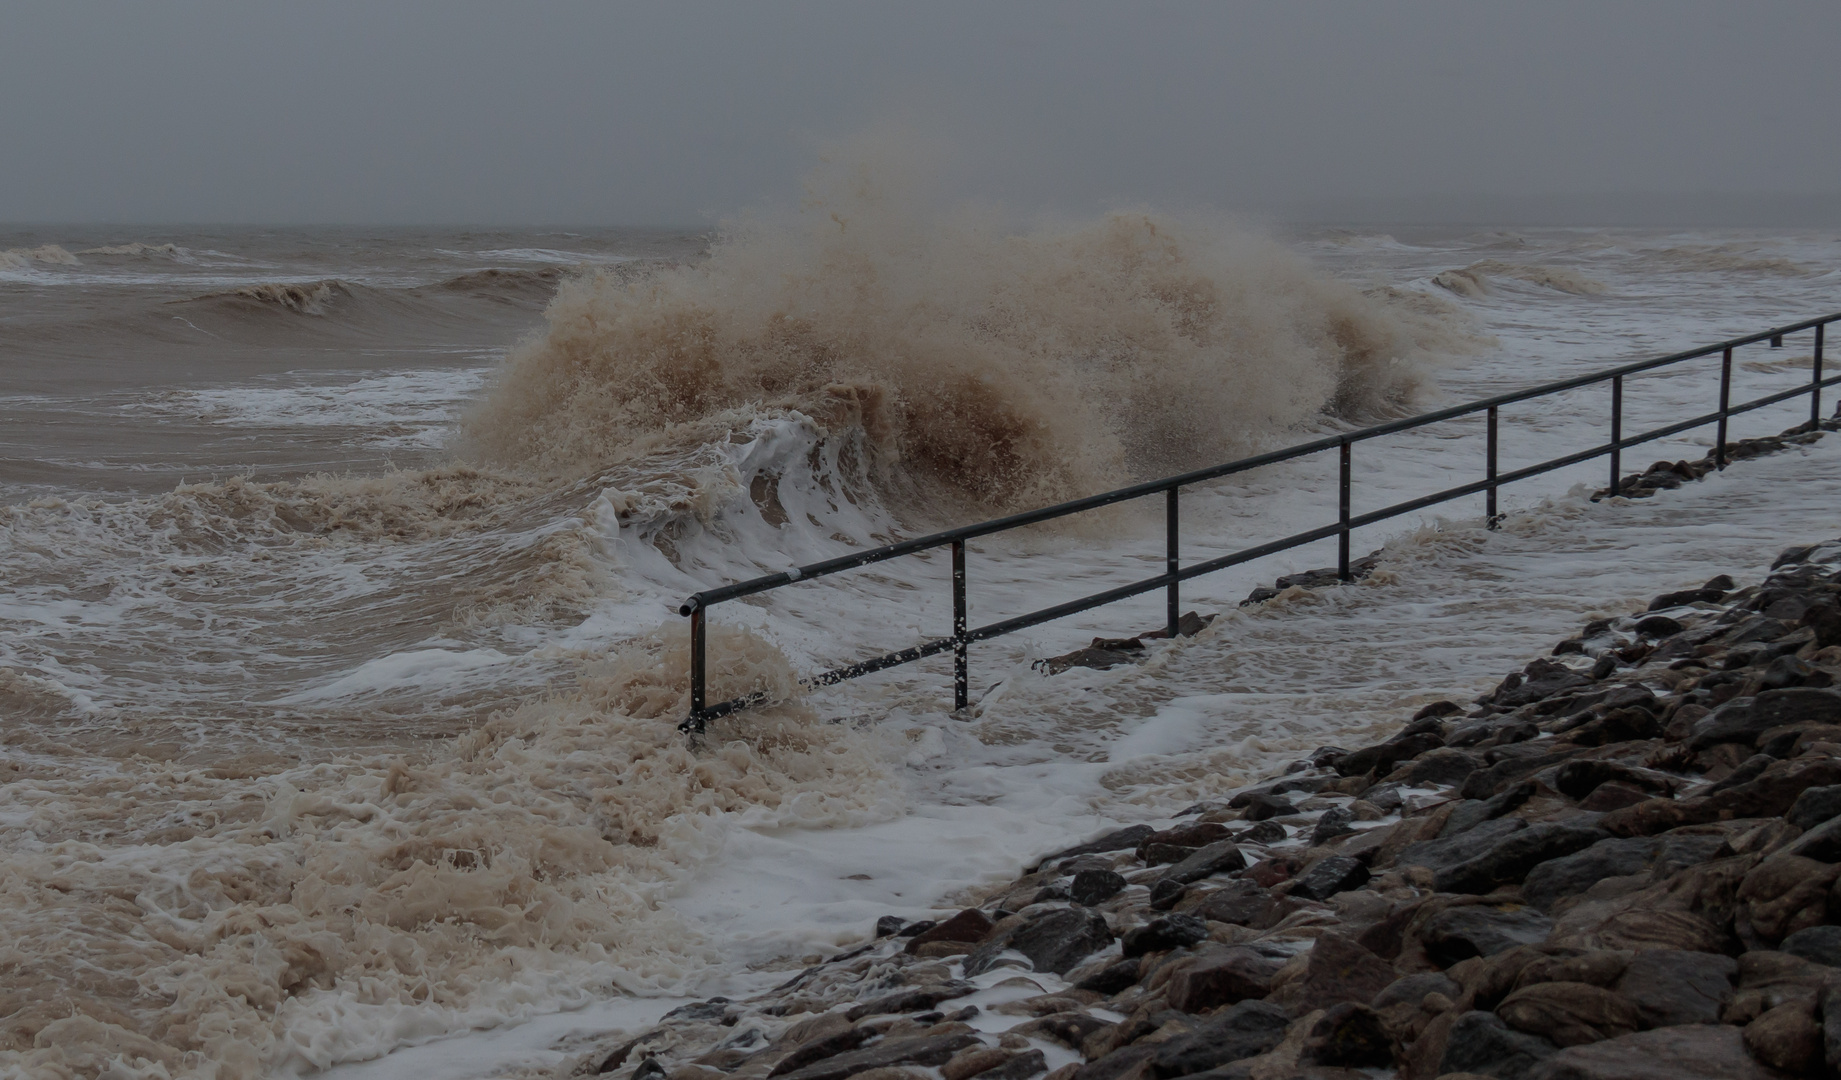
[1338,440,1352,581]
[1609,375,1623,496]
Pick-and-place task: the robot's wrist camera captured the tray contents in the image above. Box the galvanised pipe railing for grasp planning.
[678,311,1839,733]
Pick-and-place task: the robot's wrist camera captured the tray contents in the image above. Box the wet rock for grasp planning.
[1441,782,1540,839]
[977,1050,1046,1080]
[1069,869,1128,907]
[875,916,906,937]
[1524,1023,1779,1080]
[1121,914,1209,959]
[1400,816,1528,869]
[1302,1002,1391,1068]
[1157,841,1248,887]
[1787,784,1841,830]
[1238,792,1297,820]
[1780,925,1841,968]
[1149,1000,1293,1076]
[776,1033,984,1080]
[1289,932,1396,1008]
[1418,904,1554,967]
[1333,731,1445,779]
[1235,820,1286,846]
[1735,855,1840,946]
[1037,826,1157,867]
[1288,856,1370,901]
[1310,807,1355,847]
[1399,748,1484,787]
[1612,950,1736,1028]
[1138,822,1233,857]
[1649,587,1726,611]
[771,1028,879,1077]
[1373,971,1460,1010]
[965,908,1114,978]
[1435,823,1611,895]
[1521,838,1662,911]
[1194,880,1274,927]
[1166,947,1285,1012]
[846,983,977,1020]
[1496,982,1641,1048]
[1744,1001,1822,1075]
[1687,687,1841,750]
[906,910,996,954]
[1074,958,1143,995]
[1566,908,1728,955]
[1439,1011,1558,1079]
[1460,747,1596,801]
[1011,1013,1112,1051]
[1602,758,1841,837]
[942,1048,1012,1080]
[1633,614,1683,638]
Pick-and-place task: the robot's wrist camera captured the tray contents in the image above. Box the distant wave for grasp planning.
[1434,260,1608,297]
[1639,244,1812,276]
[74,241,194,261]
[0,244,80,269]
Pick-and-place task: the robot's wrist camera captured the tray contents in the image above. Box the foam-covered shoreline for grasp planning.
[530,529,1841,1080]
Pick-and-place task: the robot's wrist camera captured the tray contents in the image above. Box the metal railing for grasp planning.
[677,311,1838,733]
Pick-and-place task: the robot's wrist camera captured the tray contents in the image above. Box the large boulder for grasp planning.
[1165,947,1285,1013]
[1612,950,1737,1027]
[1688,688,1841,750]
[1439,1010,1559,1079]
[1522,837,1661,911]
[1525,1023,1782,1080]
[776,1034,984,1080]
[1434,823,1612,895]
[1148,1000,1292,1076]
[1496,982,1642,1048]
[1417,904,1554,967]
[1284,932,1396,1009]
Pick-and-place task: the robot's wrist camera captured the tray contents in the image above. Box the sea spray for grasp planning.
[463,177,1473,515]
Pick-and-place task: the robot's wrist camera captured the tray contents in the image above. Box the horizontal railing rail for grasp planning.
[678,311,1838,733]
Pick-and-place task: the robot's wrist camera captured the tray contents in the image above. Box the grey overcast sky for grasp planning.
[3,1,1838,225]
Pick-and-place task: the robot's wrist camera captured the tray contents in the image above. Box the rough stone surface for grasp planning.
[965,909,1114,978]
[777,1034,984,1080]
[1166,948,1285,1013]
[1193,880,1273,928]
[1496,981,1642,1047]
[1288,856,1370,901]
[1289,933,1396,1009]
[1780,925,1841,968]
[1121,914,1209,959]
[1434,823,1611,895]
[1157,841,1249,887]
[1787,784,1841,830]
[1521,837,1661,911]
[1419,905,1555,967]
[1069,870,1128,907]
[1612,950,1737,1028]
[1744,1002,1823,1075]
[1439,1011,1558,1080]
[906,910,996,953]
[1524,1024,1782,1080]
[1150,1000,1292,1077]
[1303,1002,1391,1068]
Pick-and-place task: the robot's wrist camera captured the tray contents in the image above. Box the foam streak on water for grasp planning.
[0,208,1837,1077]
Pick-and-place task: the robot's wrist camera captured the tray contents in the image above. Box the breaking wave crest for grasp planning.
[463,186,1477,514]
